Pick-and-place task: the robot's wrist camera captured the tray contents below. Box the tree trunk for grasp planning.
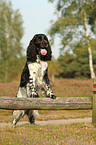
[84,12,95,79]
[52,74,55,82]
[4,15,9,82]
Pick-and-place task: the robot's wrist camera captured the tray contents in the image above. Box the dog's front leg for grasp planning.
[41,69,56,99]
[27,75,39,98]
[42,83,56,99]
[27,62,39,98]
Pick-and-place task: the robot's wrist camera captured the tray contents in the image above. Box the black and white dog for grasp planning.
[12,34,56,127]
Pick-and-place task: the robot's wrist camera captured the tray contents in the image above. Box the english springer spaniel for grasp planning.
[12,34,56,127]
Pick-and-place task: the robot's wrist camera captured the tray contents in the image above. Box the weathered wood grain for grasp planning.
[0,96,92,110]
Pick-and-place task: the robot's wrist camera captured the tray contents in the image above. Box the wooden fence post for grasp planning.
[92,78,96,125]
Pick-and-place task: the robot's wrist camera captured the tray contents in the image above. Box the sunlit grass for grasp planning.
[0,123,95,145]
[0,79,93,97]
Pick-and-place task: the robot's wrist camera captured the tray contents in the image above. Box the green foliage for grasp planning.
[0,0,24,82]
[48,57,63,77]
[88,0,96,32]
[0,57,26,82]
[0,1,24,60]
[48,0,96,78]
[58,53,78,78]
[48,0,96,50]
[57,39,96,78]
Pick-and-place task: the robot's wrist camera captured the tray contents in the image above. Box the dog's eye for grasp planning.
[44,36,47,40]
[38,36,42,41]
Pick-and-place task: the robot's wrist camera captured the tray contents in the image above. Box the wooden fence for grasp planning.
[0,96,92,110]
[0,78,96,125]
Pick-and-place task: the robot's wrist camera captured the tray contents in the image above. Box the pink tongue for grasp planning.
[41,49,47,55]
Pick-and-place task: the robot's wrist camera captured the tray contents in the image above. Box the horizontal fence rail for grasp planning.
[0,97,92,110]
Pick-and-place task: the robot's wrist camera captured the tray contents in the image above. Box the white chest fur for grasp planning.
[27,61,48,85]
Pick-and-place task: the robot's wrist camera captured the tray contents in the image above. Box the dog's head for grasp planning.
[27,34,52,62]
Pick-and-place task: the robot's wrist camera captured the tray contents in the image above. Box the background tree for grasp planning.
[48,0,96,79]
[48,57,63,81]
[0,0,24,82]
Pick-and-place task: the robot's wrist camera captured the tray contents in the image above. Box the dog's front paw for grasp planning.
[46,94,56,99]
[30,92,39,98]
[50,94,56,99]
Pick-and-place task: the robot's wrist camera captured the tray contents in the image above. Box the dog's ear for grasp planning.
[27,37,37,62]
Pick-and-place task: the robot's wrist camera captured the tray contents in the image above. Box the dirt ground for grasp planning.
[0,117,92,127]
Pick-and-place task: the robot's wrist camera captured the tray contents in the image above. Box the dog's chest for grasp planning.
[27,61,48,83]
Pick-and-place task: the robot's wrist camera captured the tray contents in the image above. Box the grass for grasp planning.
[0,123,96,145]
[0,78,93,97]
[51,78,93,97]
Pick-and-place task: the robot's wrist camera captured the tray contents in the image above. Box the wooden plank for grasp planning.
[92,78,96,125]
[0,96,92,110]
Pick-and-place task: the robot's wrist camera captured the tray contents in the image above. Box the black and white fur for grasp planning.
[12,34,56,127]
